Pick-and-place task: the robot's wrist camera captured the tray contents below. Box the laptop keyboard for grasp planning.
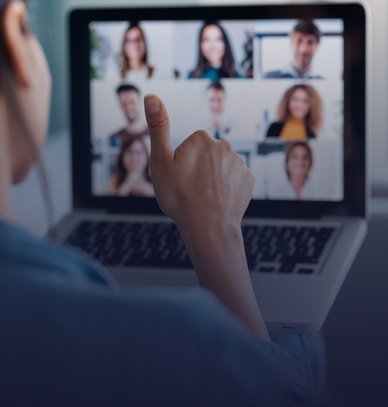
[243,225,335,274]
[66,221,336,275]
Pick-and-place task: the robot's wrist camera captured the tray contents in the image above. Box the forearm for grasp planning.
[143,95,268,341]
[177,217,270,342]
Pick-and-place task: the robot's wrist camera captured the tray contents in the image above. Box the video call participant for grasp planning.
[205,81,232,139]
[263,20,323,80]
[266,84,323,141]
[107,138,154,197]
[188,21,240,80]
[284,142,315,200]
[119,22,155,80]
[109,84,149,147]
[268,142,315,201]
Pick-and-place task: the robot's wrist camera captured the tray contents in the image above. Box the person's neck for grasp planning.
[293,64,310,77]
[288,116,304,123]
[129,60,144,71]
[0,103,12,219]
[126,117,146,133]
[210,62,222,69]
[290,174,306,197]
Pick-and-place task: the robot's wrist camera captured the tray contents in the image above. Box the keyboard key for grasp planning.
[66,221,335,274]
[278,263,296,274]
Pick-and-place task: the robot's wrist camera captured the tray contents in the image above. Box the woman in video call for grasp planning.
[119,22,154,80]
[0,1,324,405]
[266,83,323,141]
[188,21,240,80]
[281,142,315,200]
[108,138,154,197]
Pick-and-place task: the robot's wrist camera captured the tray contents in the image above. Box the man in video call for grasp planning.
[109,84,150,147]
[205,81,232,139]
[263,20,323,80]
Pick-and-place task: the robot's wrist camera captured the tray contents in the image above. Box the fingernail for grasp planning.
[145,95,160,114]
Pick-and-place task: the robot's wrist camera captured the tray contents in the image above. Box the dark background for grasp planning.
[324,214,388,406]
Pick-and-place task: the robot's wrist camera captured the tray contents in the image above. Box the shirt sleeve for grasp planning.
[0,266,315,407]
[0,221,318,406]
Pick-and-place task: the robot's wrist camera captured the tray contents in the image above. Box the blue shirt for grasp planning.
[262,65,324,80]
[0,220,318,406]
[188,67,241,80]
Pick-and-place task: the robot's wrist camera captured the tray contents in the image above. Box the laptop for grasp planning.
[55,2,368,333]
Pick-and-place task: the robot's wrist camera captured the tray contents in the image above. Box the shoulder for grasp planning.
[139,126,150,137]
[308,73,324,80]
[266,122,284,138]
[109,128,127,145]
[0,283,311,405]
[263,70,294,79]
[301,177,319,199]
[306,127,316,139]
[0,220,112,286]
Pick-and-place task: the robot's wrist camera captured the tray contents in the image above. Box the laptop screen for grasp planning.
[70,4,366,217]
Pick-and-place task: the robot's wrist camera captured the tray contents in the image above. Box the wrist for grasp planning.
[176,214,243,249]
[176,214,246,279]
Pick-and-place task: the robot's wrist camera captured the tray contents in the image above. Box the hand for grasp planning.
[118,173,154,197]
[144,94,270,342]
[117,173,140,196]
[144,95,254,231]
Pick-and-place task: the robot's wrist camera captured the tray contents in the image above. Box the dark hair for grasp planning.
[207,81,225,93]
[292,20,321,43]
[119,22,154,79]
[276,84,323,134]
[192,21,238,79]
[114,138,151,188]
[285,142,313,181]
[116,83,140,96]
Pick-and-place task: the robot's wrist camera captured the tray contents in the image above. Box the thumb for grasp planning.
[144,94,174,165]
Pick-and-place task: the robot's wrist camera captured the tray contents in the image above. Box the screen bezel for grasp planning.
[69,3,366,219]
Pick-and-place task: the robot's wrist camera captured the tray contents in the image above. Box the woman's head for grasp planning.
[120,23,148,78]
[277,84,322,134]
[192,21,237,78]
[200,23,225,68]
[0,0,51,183]
[116,138,151,186]
[285,142,313,181]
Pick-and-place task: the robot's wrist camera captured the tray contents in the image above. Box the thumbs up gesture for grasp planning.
[144,94,269,341]
[144,94,254,230]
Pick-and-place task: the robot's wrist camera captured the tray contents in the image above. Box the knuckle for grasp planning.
[187,130,214,149]
[173,143,183,158]
[247,170,255,186]
[236,154,245,165]
[220,139,233,153]
[192,129,211,142]
[149,117,169,133]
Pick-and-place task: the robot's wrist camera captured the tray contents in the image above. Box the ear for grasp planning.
[2,0,31,88]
